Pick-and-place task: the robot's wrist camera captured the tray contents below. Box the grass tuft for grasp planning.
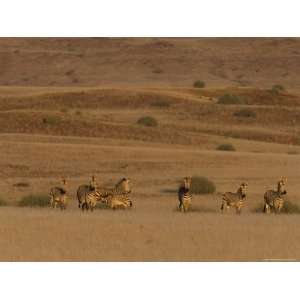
[234,108,257,118]
[190,176,216,195]
[18,194,50,207]
[218,93,244,104]
[137,116,158,127]
[193,80,205,88]
[216,143,236,151]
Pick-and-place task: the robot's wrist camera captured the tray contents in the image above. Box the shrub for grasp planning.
[42,116,60,126]
[13,182,30,188]
[271,84,285,95]
[193,80,205,88]
[18,194,50,207]
[218,94,243,104]
[233,108,257,118]
[216,143,236,151]
[190,176,216,195]
[137,116,158,127]
[152,68,164,74]
[150,99,171,108]
[0,197,8,206]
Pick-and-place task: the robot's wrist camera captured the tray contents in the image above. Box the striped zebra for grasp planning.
[178,177,192,212]
[77,175,98,209]
[50,178,69,210]
[263,178,287,214]
[221,183,248,214]
[81,178,132,211]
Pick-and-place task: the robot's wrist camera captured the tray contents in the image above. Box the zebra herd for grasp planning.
[49,176,288,214]
[178,177,287,214]
[50,176,132,211]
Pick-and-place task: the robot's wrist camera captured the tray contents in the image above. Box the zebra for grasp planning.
[81,178,132,211]
[50,178,69,210]
[178,177,192,212]
[263,178,287,214]
[221,183,248,214]
[106,193,132,210]
[77,175,98,209]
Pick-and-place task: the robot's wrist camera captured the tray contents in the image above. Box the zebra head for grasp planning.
[183,177,192,190]
[278,178,287,195]
[239,182,248,198]
[118,178,131,194]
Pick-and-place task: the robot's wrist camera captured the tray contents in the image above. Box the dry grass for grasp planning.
[0,38,300,261]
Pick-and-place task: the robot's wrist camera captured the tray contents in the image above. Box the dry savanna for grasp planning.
[0,38,300,261]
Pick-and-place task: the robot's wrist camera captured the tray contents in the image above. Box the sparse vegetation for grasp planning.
[152,68,163,74]
[42,115,61,126]
[234,108,257,118]
[190,176,216,195]
[193,80,205,88]
[18,194,50,207]
[137,116,158,127]
[271,84,285,95]
[216,143,236,151]
[218,94,244,105]
[150,99,171,108]
[13,182,30,188]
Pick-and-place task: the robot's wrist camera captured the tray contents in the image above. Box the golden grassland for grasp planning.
[0,132,299,261]
[0,38,300,261]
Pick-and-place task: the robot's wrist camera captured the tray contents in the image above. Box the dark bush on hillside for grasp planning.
[216,143,236,151]
[233,108,257,118]
[13,182,30,188]
[190,176,216,194]
[271,84,285,95]
[42,116,61,126]
[218,94,244,104]
[150,99,171,108]
[137,116,158,127]
[193,80,206,88]
[18,194,50,207]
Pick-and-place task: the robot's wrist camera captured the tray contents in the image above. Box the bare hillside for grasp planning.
[0,38,300,89]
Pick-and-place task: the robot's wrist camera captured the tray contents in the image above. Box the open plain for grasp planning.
[0,38,299,261]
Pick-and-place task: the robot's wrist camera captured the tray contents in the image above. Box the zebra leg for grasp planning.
[221,201,225,213]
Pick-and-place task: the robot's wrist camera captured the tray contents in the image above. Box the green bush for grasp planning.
[233,108,257,118]
[216,143,236,151]
[218,94,243,104]
[190,176,216,194]
[193,80,205,88]
[0,197,8,206]
[18,194,50,207]
[137,116,158,127]
[42,116,61,126]
[271,84,285,95]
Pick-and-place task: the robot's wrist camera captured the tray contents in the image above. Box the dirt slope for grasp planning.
[1,38,300,89]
